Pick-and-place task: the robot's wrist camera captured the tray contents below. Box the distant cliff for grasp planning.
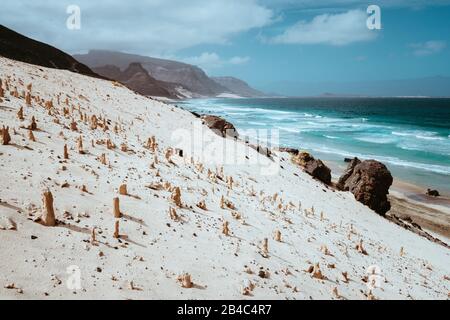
[93,63,183,98]
[75,50,228,98]
[212,76,265,97]
[75,50,264,98]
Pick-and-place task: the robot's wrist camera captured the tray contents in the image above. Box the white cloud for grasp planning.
[410,40,446,56]
[229,56,251,65]
[183,52,223,69]
[268,9,377,46]
[183,52,250,70]
[0,0,273,55]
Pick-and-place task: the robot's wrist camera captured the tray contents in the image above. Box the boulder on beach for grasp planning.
[337,159,393,215]
[426,189,440,197]
[201,115,238,139]
[336,157,361,190]
[277,147,299,155]
[292,152,331,185]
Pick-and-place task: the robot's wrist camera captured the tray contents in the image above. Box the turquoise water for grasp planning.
[177,97,450,194]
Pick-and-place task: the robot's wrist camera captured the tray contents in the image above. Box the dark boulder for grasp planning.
[426,189,440,197]
[336,157,361,190]
[277,147,299,155]
[305,159,331,185]
[190,111,201,118]
[292,152,314,166]
[201,115,238,138]
[338,160,393,215]
[292,152,331,185]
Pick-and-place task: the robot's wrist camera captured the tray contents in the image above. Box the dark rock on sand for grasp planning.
[292,152,331,185]
[292,152,314,166]
[426,189,440,197]
[190,111,201,118]
[338,160,393,215]
[386,214,449,249]
[201,115,238,138]
[337,157,361,190]
[305,160,332,185]
[277,147,299,155]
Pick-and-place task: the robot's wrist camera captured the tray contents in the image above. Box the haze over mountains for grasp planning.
[75,50,264,99]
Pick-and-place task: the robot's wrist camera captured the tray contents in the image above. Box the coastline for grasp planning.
[325,158,450,241]
[326,158,450,210]
[388,191,450,240]
[177,98,450,241]
[1,57,450,299]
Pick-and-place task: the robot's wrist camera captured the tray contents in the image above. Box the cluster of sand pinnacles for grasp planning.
[1,58,449,300]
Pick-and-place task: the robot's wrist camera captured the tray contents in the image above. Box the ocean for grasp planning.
[176,97,450,194]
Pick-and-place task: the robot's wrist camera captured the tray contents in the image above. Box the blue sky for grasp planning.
[1,0,450,95]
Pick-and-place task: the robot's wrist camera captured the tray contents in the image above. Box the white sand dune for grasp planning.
[0,57,449,300]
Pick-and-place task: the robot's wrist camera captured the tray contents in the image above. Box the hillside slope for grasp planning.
[0,57,448,300]
[0,25,99,79]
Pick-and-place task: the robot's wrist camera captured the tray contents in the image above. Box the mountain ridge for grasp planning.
[212,76,265,97]
[0,24,100,79]
[74,50,264,98]
[74,50,228,97]
[92,62,183,98]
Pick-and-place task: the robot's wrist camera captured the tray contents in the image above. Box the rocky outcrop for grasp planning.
[336,157,361,190]
[337,159,393,215]
[201,115,238,139]
[276,147,299,155]
[305,160,332,185]
[292,152,331,185]
[92,63,179,98]
[426,189,440,197]
[386,214,449,249]
[74,50,230,97]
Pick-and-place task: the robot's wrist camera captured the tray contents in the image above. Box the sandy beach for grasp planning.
[1,57,449,300]
[324,159,450,241]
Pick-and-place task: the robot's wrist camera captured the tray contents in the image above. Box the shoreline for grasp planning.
[324,158,450,241]
[159,99,450,241]
[325,158,450,210]
[175,98,450,198]
[178,102,450,239]
[1,57,450,299]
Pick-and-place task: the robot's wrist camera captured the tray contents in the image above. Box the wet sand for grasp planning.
[388,193,450,240]
[389,180,450,241]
